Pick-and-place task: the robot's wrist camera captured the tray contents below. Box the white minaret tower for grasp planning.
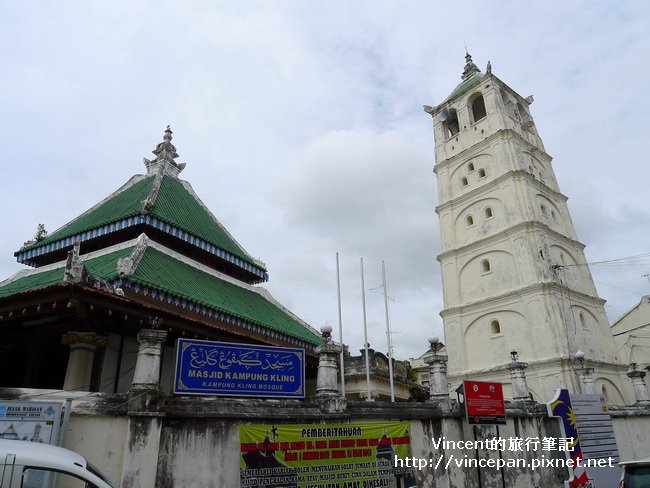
[424,53,632,403]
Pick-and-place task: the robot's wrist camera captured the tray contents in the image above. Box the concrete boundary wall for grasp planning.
[1,389,648,488]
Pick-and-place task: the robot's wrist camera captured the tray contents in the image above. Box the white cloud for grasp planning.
[1,0,649,361]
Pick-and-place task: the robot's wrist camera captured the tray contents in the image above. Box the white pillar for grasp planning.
[507,360,531,401]
[627,365,650,404]
[131,329,168,391]
[425,355,449,400]
[61,332,107,391]
[315,340,343,397]
[425,336,449,400]
[575,366,595,394]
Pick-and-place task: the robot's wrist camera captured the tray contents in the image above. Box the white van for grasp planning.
[0,440,114,488]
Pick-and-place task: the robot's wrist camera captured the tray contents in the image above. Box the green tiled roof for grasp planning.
[152,176,250,261]
[20,177,154,250]
[0,267,64,298]
[0,247,132,298]
[18,175,261,270]
[445,73,483,103]
[128,248,320,345]
[0,245,319,345]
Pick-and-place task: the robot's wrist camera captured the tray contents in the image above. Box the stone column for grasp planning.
[573,350,595,394]
[131,329,168,391]
[425,355,449,400]
[425,336,449,400]
[507,361,531,401]
[575,366,595,394]
[627,364,650,404]
[315,340,342,397]
[61,332,107,391]
[314,325,346,413]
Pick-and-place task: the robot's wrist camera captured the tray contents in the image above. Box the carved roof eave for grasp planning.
[15,217,269,282]
[0,281,319,356]
[0,277,319,354]
[5,236,315,347]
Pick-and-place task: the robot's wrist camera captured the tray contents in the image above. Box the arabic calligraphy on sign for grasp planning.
[188,347,296,372]
[174,339,306,398]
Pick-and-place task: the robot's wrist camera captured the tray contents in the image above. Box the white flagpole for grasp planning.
[382,260,395,402]
[336,252,345,397]
[360,257,373,401]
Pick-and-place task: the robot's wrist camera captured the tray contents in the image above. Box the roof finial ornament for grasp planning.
[152,125,180,164]
[143,125,186,177]
[461,50,481,81]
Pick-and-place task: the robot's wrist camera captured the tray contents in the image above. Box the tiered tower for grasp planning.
[424,54,631,403]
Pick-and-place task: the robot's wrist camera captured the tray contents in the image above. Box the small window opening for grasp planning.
[461,176,469,187]
[540,205,548,216]
[466,215,474,226]
[471,95,487,122]
[482,259,491,273]
[579,313,587,329]
[551,210,557,221]
[484,207,493,218]
[490,320,501,335]
[468,162,475,171]
[478,168,486,178]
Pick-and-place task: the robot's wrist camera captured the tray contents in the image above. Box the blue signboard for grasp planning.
[174,339,305,398]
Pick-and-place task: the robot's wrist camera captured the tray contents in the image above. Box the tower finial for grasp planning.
[461,51,481,81]
[151,125,180,165]
[143,125,186,176]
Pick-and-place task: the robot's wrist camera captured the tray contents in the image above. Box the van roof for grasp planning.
[0,439,87,471]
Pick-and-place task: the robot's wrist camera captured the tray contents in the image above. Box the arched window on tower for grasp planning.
[461,176,469,187]
[442,108,460,138]
[470,94,487,123]
[490,320,501,335]
[601,385,609,402]
[466,215,474,226]
[484,207,493,218]
[468,162,475,171]
[482,259,491,273]
[478,168,486,178]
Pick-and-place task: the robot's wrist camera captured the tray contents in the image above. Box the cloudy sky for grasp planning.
[1,1,648,360]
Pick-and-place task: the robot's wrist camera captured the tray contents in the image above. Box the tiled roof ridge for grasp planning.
[144,239,265,294]
[254,286,321,339]
[128,241,319,341]
[120,241,319,345]
[17,174,151,253]
[176,177,266,269]
[140,167,165,212]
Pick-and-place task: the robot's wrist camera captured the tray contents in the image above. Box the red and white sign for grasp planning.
[464,380,506,425]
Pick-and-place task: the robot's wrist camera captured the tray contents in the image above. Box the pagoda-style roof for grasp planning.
[15,129,268,284]
[1,236,320,348]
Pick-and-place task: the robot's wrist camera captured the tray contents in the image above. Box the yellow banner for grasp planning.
[240,421,416,487]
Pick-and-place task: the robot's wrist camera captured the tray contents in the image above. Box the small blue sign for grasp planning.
[174,339,305,398]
